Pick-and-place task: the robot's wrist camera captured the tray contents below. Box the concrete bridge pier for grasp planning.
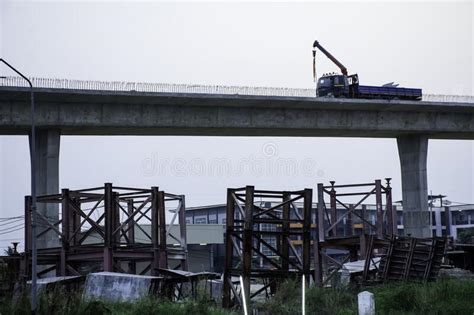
[397,135,431,238]
[29,129,61,248]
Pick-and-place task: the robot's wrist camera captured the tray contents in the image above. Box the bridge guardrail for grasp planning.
[1,76,473,103]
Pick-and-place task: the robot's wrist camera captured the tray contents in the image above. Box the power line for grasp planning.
[0,215,24,221]
[0,223,24,234]
[0,222,24,232]
[0,218,23,227]
[0,226,24,236]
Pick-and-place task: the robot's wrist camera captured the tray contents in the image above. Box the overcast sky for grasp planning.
[0,1,473,250]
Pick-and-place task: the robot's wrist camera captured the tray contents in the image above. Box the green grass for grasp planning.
[371,278,474,315]
[1,278,473,315]
[256,278,474,315]
[255,279,357,315]
[0,289,235,315]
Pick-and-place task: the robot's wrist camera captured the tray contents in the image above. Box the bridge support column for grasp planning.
[397,135,431,238]
[29,129,61,249]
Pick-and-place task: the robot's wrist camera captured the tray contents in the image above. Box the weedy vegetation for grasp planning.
[1,278,473,314]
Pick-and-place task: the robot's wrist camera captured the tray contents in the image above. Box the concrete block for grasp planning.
[358,291,375,315]
[82,272,161,303]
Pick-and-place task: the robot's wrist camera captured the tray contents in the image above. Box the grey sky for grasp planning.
[0,1,473,250]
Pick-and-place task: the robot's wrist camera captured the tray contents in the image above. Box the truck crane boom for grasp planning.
[312,40,422,100]
[312,40,348,76]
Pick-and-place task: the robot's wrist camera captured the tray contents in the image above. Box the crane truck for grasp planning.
[312,40,422,100]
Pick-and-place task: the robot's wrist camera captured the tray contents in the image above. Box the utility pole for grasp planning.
[0,60,37,313]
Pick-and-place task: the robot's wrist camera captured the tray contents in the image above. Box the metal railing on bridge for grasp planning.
[1,76,473,103]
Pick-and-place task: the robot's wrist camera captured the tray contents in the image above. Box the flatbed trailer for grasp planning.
[356,85,422,100]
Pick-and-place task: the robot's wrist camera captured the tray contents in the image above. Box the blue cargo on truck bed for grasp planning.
[357,85,422,100]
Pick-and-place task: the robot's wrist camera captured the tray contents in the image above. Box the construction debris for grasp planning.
[378,236,446,282]
[82,272,161,302]
[156,269,220,300]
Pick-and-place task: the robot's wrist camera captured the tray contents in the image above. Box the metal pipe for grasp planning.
[0,59,36,313]
[240,276,249,315]
[302,274,306,315]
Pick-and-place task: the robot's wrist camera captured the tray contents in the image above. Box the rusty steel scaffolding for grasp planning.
[315,179,396,285]
[222,186,314,309]
[317,178,396,241]
[23,183,187,278]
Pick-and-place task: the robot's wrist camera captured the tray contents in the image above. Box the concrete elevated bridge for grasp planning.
[1,76,474,239]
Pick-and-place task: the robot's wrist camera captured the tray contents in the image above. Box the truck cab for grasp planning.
[316,74,349,98]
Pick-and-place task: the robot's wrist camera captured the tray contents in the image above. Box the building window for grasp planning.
[209,219,217,224]
[222,218,226,224]
[185,219,191,224]
[370,214,376,225]
[261,236,277,256]
[457,214,467,225]
[195,217,207,224]
[261,223,277,232]
[397,212,403,225]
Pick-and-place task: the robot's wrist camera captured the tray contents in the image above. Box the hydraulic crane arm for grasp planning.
[312,40,348,76]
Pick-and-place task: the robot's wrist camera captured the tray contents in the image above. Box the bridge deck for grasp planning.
[1,79,474,139]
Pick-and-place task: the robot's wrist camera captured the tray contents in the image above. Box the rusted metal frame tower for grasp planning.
[315,179,395,285]
[223,186,314,309]
[317,179,396,241]
[23,183,187,279]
